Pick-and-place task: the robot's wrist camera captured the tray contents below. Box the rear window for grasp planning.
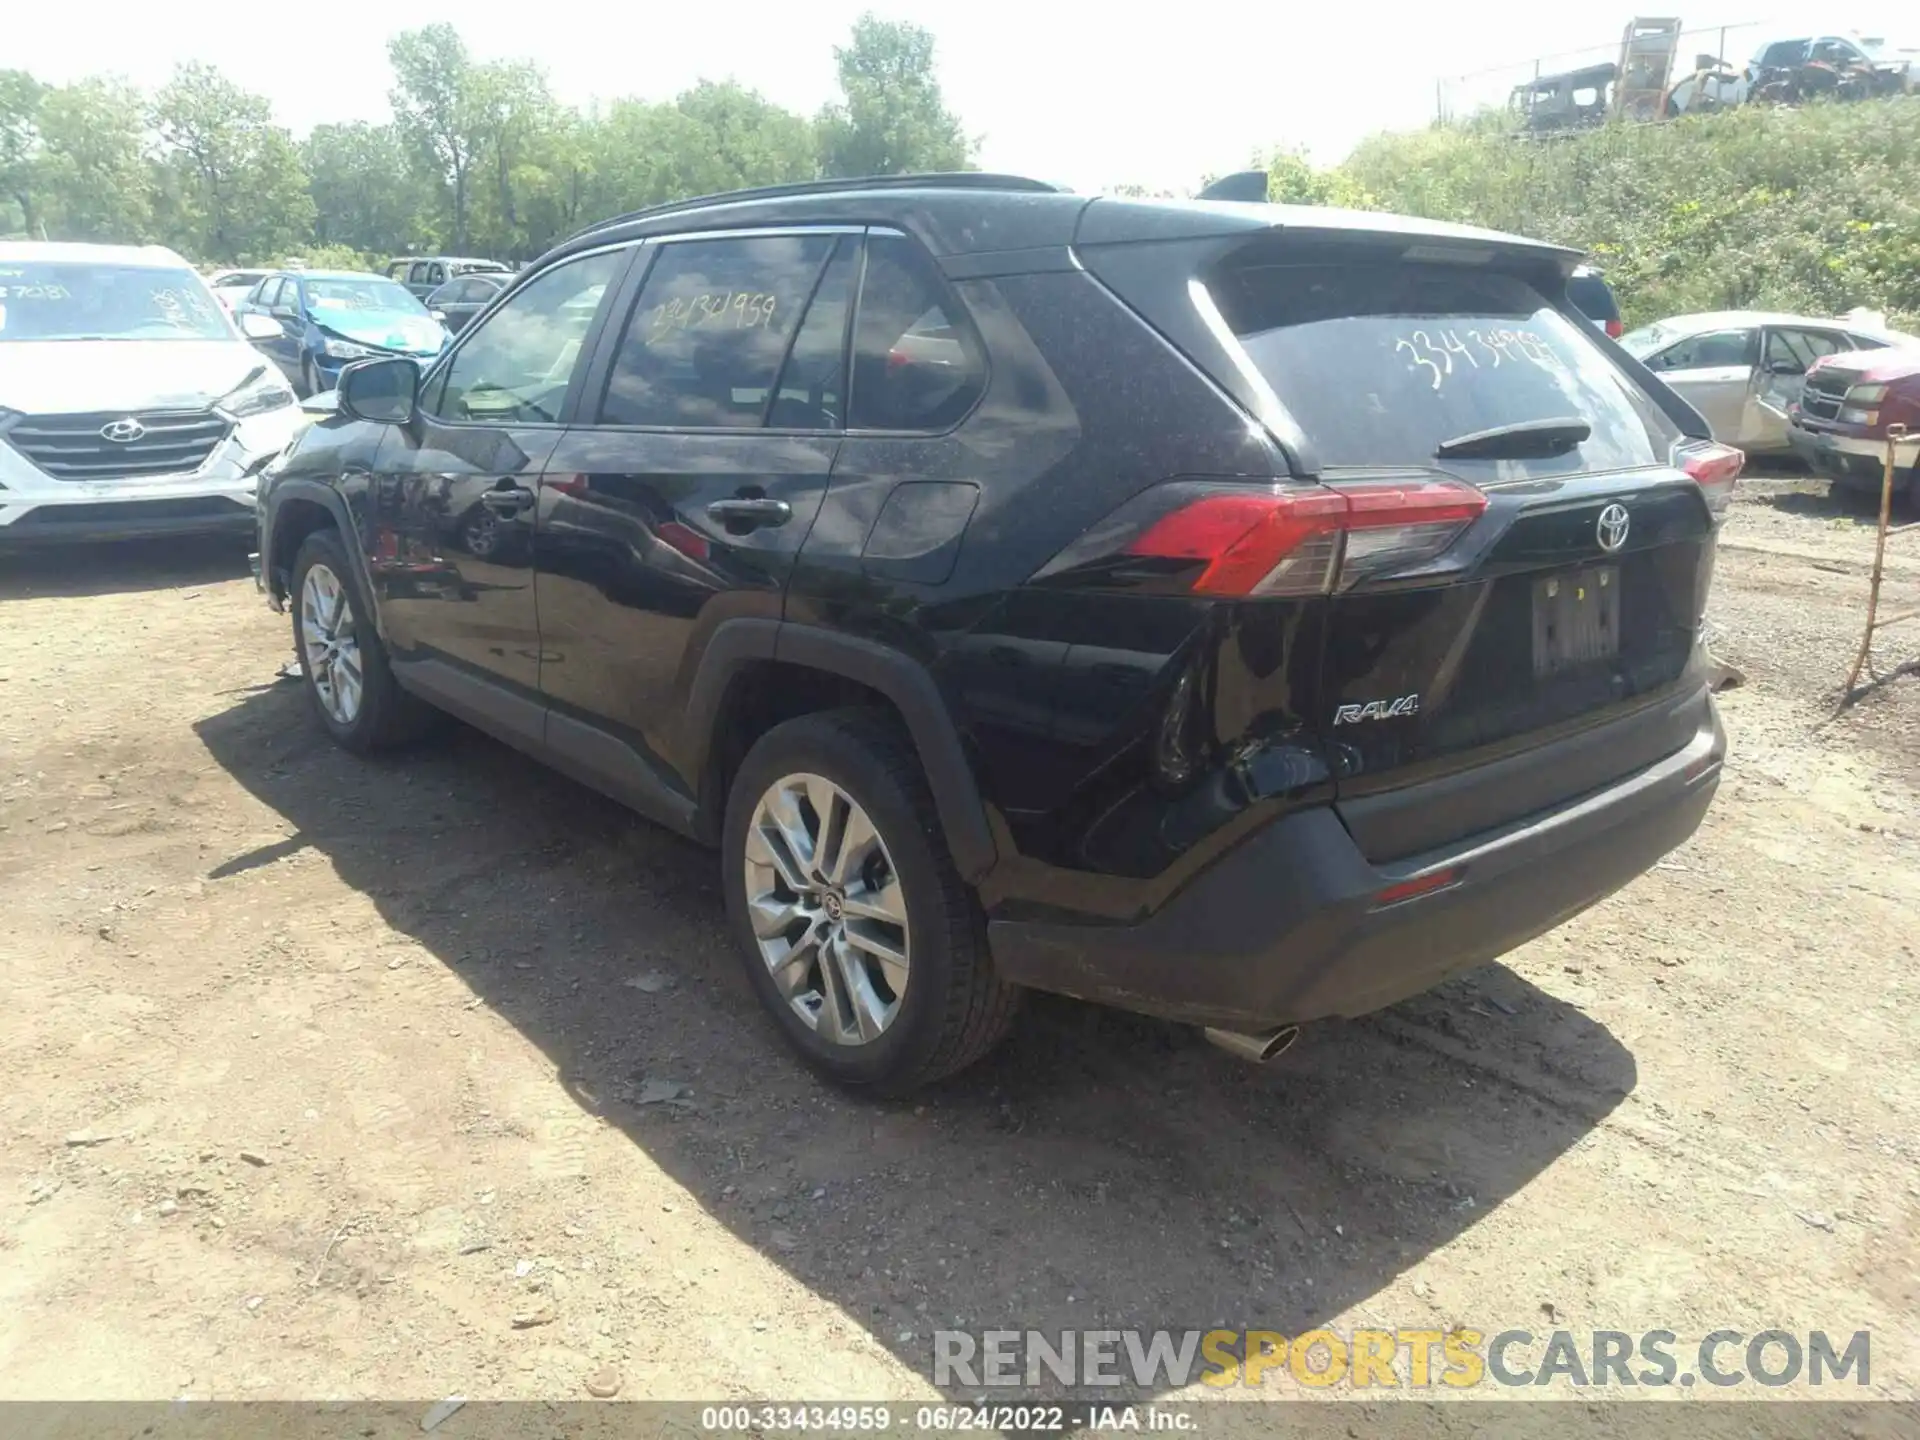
[1210,260,1676,476]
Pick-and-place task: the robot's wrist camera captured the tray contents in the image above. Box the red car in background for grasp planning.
[1789,346,1920,503]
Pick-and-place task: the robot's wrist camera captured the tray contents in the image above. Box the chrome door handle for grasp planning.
[480,487,535,515]
[705,497,792,528]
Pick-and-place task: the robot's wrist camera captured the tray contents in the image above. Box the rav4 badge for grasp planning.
[1334,695,1421,725]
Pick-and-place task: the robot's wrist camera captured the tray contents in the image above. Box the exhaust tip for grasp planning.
[1202,1024,1300,1064]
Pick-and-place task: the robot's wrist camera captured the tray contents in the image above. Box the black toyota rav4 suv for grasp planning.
[255,173,1735,1091]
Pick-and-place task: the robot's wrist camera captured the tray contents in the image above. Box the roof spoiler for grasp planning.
[1196,171,1271,203]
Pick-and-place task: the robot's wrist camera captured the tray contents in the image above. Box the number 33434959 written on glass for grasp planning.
[647,291,777,341]
[1396,328,1557,391]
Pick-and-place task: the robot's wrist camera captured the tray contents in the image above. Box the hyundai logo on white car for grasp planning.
[99,418,147,443]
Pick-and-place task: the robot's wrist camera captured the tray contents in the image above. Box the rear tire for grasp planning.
[722,709,1020,1093]
[289,529,438,754]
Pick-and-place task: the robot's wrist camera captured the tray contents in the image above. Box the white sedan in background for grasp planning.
[205,268,275,312]
[1621,310,1920,454]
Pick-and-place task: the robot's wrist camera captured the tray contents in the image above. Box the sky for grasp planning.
[12,2,1917,192]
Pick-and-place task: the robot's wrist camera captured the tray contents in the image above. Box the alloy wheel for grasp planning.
[300,562,364,726]
[744,772,910,1046]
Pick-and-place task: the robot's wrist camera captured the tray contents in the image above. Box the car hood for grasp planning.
[312,311,446,355]
[1817,346,1920,386]
[0,339,264,414]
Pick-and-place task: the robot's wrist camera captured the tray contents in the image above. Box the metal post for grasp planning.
[1837,423,1910,706]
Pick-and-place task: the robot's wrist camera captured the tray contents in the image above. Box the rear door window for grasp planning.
[849,233,985,432]
[1765,327,1846,372]
[767,239,857,430]
[597,233,836,428]
[1643,329,1758,371]
[1210,259,1678,476]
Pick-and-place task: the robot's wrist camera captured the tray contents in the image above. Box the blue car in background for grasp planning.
[233,270,448,397]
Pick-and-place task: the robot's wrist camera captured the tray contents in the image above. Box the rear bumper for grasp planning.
[987,692,1725,1030]
[1788,423,1917,491]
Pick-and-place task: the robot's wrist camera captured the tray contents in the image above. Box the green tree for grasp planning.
[0,70,47,236]
[151,62,314,263]
[389,24,478,250]
[37,79,151,242]
[676,81,817,191]
[466,59,558,258]
[816,14,971,177]
[307,122,423,257]
[1259,146,1375,208]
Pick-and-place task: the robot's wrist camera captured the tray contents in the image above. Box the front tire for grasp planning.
[722,709,1020,1093]
[289,529,437,753]
[300,355,320,399]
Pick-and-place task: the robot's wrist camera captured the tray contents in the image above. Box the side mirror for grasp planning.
[429,309,447,322]
[239,312,284,341]
[337,356,419,425]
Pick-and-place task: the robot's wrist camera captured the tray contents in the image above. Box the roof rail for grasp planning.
[565,172,1067,245]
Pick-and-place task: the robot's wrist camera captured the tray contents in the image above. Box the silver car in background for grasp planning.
[1622,310,1919,454]
[0,242,303,544]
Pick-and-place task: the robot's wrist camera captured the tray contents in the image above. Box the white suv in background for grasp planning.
[0,242,303,545]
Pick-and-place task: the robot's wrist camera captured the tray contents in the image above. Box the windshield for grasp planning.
[0,262,232,342]
[305,277,427,316]
[1213,259,1677,476]
[1620,322,1679,359]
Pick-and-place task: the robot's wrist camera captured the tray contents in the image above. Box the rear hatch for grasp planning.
[1214,250,1727,860]
[1075,233,1732,863]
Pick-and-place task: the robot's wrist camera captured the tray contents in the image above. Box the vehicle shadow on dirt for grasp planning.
[0,536,253,600]
[195,685,1637,1399]
[1755,485,1892,526]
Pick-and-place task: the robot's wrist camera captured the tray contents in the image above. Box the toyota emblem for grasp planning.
[1595,503,1630,553]
[100,418,147,444]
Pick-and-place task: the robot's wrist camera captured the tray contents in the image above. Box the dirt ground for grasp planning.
[1,472,1917,1415]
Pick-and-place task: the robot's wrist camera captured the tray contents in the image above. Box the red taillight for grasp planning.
[1605,318,1624,339]
[1672,438,1743,516]
[1126,479,1487,597]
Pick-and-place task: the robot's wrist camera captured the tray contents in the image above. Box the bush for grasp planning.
[1322,97,1920,330]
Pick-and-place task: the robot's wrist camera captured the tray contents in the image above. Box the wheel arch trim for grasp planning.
[684,619,1000,883]
[262,479,378,632]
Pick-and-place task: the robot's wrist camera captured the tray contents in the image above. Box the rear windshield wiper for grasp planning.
[1435,417,1591,460]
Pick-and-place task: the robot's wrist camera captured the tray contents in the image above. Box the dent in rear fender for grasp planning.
[969,594,1337,924]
